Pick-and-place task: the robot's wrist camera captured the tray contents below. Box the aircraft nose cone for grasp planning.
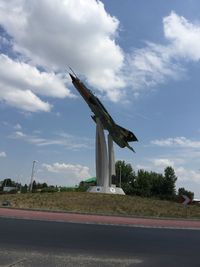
[69,73,76,82]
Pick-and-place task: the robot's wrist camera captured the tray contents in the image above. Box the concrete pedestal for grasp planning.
[87,185,125,195]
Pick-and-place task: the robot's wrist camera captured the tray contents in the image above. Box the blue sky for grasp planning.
[0,0,200,197]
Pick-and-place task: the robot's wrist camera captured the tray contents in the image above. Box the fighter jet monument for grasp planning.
[69,72,138,194]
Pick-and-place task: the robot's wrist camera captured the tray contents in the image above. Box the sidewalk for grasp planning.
[0,207,200,229]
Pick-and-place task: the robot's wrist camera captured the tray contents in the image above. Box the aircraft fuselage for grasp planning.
[69,73,138,151]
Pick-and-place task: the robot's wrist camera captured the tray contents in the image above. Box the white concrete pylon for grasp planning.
[89,117,125,195]
[108,134,115,187]
[95,118,109,187]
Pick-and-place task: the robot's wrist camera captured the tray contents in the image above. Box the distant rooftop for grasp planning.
[84,177,96,183]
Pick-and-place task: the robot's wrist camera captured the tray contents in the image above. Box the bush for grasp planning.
[178,187,194,201]
[41,187,58,193]
[59,187,75,192]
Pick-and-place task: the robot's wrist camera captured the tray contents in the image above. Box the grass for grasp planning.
[0,192,200,219]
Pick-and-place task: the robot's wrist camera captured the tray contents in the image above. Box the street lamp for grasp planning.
[29,160,38,192]
[119,164,122,188]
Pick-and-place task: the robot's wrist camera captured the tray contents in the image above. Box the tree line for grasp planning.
[0,179,75,193]
[0,161,194,200]
[113,160,194,200]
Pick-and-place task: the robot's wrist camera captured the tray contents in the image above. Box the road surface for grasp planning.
[0,216,200,266]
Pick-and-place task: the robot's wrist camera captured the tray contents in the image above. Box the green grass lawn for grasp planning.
[0,192,199,219]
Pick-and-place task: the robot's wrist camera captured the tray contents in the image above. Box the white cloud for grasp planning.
[124,43,181,90]
[2,88,51,112]
[151,136,200,149]
[152,158,174,168]
[14,123,22,130]
[147,136,200,193]
[9,130,93,150]
[147,136,200,189]
[135,164,151,171]
[0,55,71,98]
[124,11,200,92]
[140,157,200,188]
[0,54,73,112]
[176,167,200,183]
[164,11,200,61]
[1,3,200,103]
[0,151,6,158]
[13,131,26,138]
[43,162,90,180]
[0,36,11,47]
[0,0,124,101]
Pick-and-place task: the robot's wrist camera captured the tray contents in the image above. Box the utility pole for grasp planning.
[29,160,38,192]
[119,164,122,188]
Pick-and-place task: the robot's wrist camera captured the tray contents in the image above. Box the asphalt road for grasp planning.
[0,217,199,267]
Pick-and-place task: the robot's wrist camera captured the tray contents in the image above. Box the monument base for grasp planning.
[87,185,125,195]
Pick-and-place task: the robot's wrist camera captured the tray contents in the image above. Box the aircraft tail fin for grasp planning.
[127,143,135,153]
[116,124,138,142]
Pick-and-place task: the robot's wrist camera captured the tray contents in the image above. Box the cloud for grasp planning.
[124,11,200,92]
[43,162,90,180]
[2,88,51,112]
[0,54,74,112]
[1,3,200,104]
[163,11,200,61]
[0,35,11,48]
[152,158,174,168]
[175,167,200,183]
[0,151,6,158]
[151,136,200,149]
[9,130,93,150]
[0,0,124,101]
[136,158,175,171]
[124,43,181,90]
[0,55,71,98]
[13,131,27,138]
[14,123,22,130]
[141,156,200,186]
[149,136,200,186]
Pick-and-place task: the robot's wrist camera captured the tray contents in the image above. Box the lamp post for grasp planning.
[29,160,38,192]
[119,164,122,188]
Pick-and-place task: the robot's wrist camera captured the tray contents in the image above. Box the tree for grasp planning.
[115,160,135,184]
[42,182,48,188]
[114,160,135,194]
[21,184,28,193]
[113,162,179,200]
[2,178,15,187]
[134,170,150,197]
[149,172,164,197]
[162,166,177,199]
[31,180,37,192]
[178,187,194,201]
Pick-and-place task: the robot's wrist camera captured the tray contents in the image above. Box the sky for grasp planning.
[0,0,200,197]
